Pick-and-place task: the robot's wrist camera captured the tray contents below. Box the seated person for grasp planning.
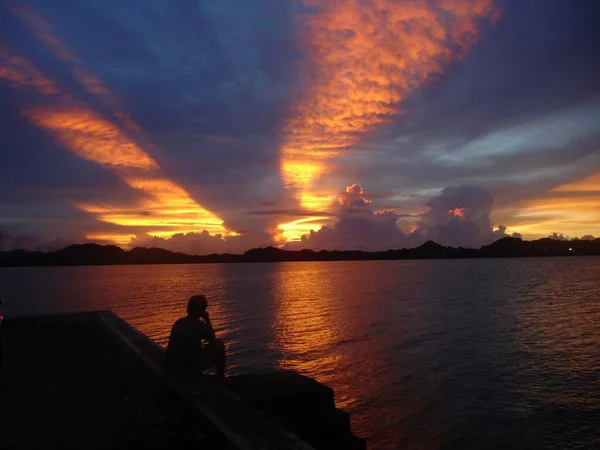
[165,294,226,381]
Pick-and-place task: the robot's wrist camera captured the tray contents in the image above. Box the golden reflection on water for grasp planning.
[268,262,398,413]
[271,265,339,371]
[2,259,600,449]
[99,264,230,348]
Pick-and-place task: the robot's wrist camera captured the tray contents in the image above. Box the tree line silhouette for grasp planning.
[1,237,599,267]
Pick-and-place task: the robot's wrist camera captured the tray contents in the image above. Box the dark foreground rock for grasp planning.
[228,372,366,450]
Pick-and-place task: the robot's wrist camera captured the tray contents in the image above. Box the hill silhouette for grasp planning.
[1,236,599,267]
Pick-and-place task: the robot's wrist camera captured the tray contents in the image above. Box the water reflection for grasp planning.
[1,257,599,449]
[503,260,600,447]
[271,263,339,372]
[269,261,413,442]
[215,263,280,374]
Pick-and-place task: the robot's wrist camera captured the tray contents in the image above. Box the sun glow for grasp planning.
[277,216,330,242]
[77,178,231,236]
[84,233,136,247]
[508,196,600,238]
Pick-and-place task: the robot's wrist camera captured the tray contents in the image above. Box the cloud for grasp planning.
[2,6,231,239]
[2,1,600,249]
[0,46,59,94]
[284,184,522,251]
[279,0,499,213]
[406,185,510,248]
[276,0,500,240]
[284,184,407,251]
[24,107,158,170]
[129,229,271,255]
[0,228,76,252]
[548,232,596,241]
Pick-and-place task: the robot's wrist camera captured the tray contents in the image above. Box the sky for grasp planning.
[1,0,599,253]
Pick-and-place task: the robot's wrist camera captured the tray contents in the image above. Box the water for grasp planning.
[1,257,599,449]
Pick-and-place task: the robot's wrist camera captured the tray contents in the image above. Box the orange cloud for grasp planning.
[24,107,159,170]
[3,5,230,243]
[0,46,59,94]
[84,233,136,247]
[10,4,140,132]
[124,178,229,234]
[552,172,600,193]
[279,0,499,239]
[448,208,467,218]
[504,193,600,239]
[78,177,229,237]
[276,216,330,242]
[500,169,600,239]
[23,104,229,238]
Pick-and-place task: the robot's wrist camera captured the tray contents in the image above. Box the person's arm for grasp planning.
[200,311,216,343]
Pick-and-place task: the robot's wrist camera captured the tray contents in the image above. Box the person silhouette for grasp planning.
[165,294,226,381]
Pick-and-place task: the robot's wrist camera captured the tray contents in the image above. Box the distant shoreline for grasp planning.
[1,236,599,267]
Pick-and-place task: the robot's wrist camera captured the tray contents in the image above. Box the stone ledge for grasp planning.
[97,310,315,450]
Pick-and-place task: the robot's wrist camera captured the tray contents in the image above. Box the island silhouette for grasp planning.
[1,237,599,267]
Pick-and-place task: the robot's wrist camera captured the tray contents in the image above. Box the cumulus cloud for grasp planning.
[128,229,272,255]
[284,184,520,251]
[0,185,533,253]
[285,184,407,251]
[548,232,596,241]
[406,185,510,248]
[548,232,569,241]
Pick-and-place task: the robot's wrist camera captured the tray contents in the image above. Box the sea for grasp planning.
[1,257,599,449]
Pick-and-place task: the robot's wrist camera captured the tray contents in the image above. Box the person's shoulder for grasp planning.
[171,316,189,328]
[173,316,205,329]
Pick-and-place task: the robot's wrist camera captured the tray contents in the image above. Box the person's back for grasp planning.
[165,294,226,380]
[166,315,214,371]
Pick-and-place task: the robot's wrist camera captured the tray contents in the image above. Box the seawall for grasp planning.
[0,311,366,449]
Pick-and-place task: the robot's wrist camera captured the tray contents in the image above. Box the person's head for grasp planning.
[187,294,207,318]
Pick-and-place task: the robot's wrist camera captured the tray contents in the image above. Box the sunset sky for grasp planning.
[1,0,599,253]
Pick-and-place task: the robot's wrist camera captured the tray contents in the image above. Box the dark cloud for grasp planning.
[405,186,509,248]
[548,233,596,242]
[129,229,273,255]
[0,227,77,252]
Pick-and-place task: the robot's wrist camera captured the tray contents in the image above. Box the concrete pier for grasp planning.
[0,311,366,449]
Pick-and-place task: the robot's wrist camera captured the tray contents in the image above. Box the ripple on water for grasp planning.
[1,257,599,449]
